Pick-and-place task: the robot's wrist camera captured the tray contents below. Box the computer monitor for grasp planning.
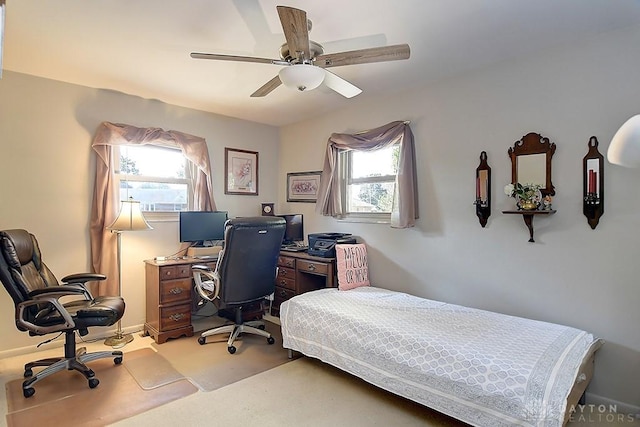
[279,214,303,245]
[179,211,228,246]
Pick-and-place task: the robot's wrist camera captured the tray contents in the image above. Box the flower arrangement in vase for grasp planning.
[504,182,542,210]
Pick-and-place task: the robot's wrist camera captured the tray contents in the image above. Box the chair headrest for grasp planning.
[0,229,36,268]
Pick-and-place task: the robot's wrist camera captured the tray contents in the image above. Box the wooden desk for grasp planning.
[144,251,336,341]
[272,251,336,316]
[143,257,216,344]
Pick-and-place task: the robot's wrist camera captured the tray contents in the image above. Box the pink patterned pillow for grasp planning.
[336,243,370,290]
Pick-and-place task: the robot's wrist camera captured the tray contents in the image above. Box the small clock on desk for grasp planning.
[261,203,274,216]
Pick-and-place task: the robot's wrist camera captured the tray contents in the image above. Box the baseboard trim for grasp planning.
[583,392,640,417]
[263,313,281,326]
[0,323,145,360]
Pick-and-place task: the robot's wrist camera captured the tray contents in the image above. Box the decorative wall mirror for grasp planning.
[508,132,556,197]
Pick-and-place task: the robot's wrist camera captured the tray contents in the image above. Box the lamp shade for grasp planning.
[278,64,325,92]
[107,198,153,232]
[607,114,640,168]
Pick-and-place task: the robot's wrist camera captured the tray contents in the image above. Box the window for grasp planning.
[115,145,192,216]
[341,144,400,219]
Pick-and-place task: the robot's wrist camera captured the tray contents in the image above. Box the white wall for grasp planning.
[0,23,638,411]
[279,25,640,409]
[0,71,279,352]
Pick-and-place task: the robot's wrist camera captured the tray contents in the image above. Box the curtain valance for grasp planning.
[89,122,215,295]
[316,120,418,228]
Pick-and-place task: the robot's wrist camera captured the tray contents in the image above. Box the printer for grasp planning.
[307,232,356,258]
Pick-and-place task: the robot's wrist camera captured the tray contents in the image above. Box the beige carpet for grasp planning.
[111,355,640,427]
[5,348,197,427]
[112,355,464,427]
[152,319,294,391]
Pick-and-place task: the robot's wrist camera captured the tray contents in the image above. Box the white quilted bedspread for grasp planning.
[280,287,602,427]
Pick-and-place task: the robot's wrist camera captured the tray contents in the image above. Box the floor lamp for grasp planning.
[105,197,152,347]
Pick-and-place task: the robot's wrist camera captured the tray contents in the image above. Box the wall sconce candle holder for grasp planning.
[473,151,491,227]
[583,136,604,229]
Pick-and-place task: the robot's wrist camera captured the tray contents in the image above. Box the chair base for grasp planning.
[198,319,275,354]
[22,330,123,398]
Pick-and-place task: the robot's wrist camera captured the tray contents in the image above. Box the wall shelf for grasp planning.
[502,209,556,242]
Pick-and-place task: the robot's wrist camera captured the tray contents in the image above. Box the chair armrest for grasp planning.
[28,285,91,300]
[192,267,220,301]
[61,273,104,299]
[16,295,76,334]
[61,272,106,284]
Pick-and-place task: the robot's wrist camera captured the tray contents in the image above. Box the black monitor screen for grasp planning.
[179,211,228,245]
[280,214,303,244]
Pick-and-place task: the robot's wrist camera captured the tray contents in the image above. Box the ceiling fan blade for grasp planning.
[316,44,410,68]
[190,52,288,66]
[250,75,282,97]
[322,70,362,99]
[276,6,310,61]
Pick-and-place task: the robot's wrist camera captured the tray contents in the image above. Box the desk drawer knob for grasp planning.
[307,264,316,271]
[169,287,183,295]
[169,313,185,322]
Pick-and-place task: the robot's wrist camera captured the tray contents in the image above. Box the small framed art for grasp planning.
[225,147,258,195]
[287,171,322,202]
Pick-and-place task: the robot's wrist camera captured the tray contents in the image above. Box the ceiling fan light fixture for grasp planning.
[278,64,325,92]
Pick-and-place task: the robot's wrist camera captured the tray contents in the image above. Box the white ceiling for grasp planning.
[4,0,640,127]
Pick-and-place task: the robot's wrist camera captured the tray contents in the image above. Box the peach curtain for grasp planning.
[315,121,418,228]
[90,122,215,296]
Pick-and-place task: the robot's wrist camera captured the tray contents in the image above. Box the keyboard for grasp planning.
[194,255,218,260]
[280,245,308,252]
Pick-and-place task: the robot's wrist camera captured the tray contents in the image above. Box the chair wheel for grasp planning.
[267,336,275,345]
[114,356,123,365]
[198,337,206,345]
[24,368,33,378]
[88,378,100,389]
[23,387,35,398]
[228,345,236,354]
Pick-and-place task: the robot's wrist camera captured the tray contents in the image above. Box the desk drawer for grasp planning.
[278,256,296,268]
[159,265,192,280]
[276,276,295,291]
[277,266,295,279]
[159,303,191,331]
[159,278,192,305]
[297,260,328,275]
[274,286,295,307]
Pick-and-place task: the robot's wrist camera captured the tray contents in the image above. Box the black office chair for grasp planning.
[0,229,125,398]
[192,216,285,354]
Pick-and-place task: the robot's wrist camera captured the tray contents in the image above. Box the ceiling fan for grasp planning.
[190,5,410,98]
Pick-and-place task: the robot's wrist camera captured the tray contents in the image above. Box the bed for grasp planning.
[280,287,603,427]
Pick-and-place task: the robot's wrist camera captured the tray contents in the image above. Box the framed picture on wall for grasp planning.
[225,147,258,195]
[287,171,322,202]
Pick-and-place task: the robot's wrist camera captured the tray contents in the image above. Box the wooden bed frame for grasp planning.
[287,344,601,426]
[282,287,604,427]
[563,340,602,425]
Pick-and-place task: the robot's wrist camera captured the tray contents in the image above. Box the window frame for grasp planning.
[339,144,399,223]
[114,144,193,220]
